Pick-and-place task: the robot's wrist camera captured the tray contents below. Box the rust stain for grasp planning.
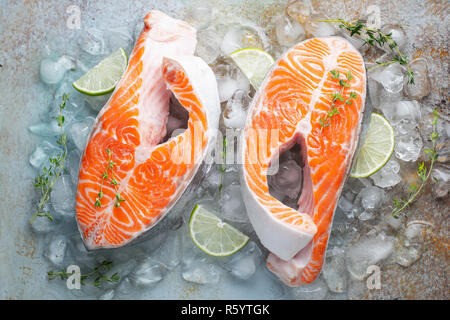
[429,47,448,59]
[15,231,38,259]
[19,265,33,279]
[425,0,449,18]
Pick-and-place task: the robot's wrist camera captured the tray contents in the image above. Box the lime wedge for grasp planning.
[189,204,250,257]
[73,48,128,96]
[230,48,275,89]
[350,113,395,178]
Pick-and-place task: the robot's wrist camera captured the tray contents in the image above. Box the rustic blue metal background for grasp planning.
[0,0,448,299]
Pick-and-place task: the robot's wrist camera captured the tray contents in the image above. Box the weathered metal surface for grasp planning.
[0,0,448,299]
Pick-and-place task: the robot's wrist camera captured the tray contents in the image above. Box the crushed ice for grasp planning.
[27,0,446,300]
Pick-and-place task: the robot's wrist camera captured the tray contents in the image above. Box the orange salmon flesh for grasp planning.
[241,37,366,286]
[76,11,219,250]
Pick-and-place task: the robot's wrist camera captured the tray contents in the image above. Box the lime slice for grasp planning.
[230,48,275,89]
[73,48,128,96]
[189,204,250,257]
[350,113,395,178]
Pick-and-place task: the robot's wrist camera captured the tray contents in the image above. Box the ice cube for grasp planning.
[50,175,76,217]
[394,127,423,162]
[291,278,328,300]
[28,120,61,137]
[359,186,384,211]
[195,29,221,65]
[274,15,305,47]
[223,241,262,280]
[380,100,422,127]
[29,140,62,169]
[220,183,249,223]
[69,117,95,151]
[30,204,57,234]
[346,234,393,280]
[202,166,222,196]
[214,62,250,102]
[52,80,86,114]
[98,289,115,300]
[404,58,431,100]
[67,150,81,185]
[150,230,182,270]
[339,32,367,52]
[384,213,403,230]
[369,63,405,94]
[78,28,107,56]
[370,158,401,188]
[322,247,347,293]
[85,94,112,112]
[116,277,133,296]
[380,24,406,50]
[305,21,336,37]
[369,80,403,109]
[223,90,250,129]
[68,234,97,268]
[404,220,433,241]
[105,26,134,53]
[106,257,139,280]
[358,210,376,221]
[337,196,355,218]
[130,258,166,288]
[338,195,354,213]
[394,244,422,267]
[135,229,169,256]
[220,24,265,55]
[286,0,312,23]
[185,4,213,31]
[46,234,68,266]
[329,209,357,246]
[181,253,223,284]
[432,165,449,199]
[418,111,447,146]
[29,147,48,169]
[40,55,76,85]
[391,220,431,268]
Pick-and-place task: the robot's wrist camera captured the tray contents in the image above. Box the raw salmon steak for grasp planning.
[241,37,367,286]
[76,11,220,249]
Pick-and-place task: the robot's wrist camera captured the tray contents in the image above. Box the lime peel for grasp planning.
[350,113,395,178]
[189,204,250,257]
[73,48,128,96]
[230,48,275,89]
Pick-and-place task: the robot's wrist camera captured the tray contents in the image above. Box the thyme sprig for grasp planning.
[320,70,357,131]
[47,260,120,288]
[31,93,69,224]
[95,148,125,208]
[392,110,440,218]
[319,19,415,84]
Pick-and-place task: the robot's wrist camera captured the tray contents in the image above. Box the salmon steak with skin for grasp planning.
[241,37,367,286]
[76,10,220,250]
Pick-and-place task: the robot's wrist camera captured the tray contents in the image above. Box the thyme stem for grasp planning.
[320,70,357,131]
[392,110,440,218]
[31,94,69,224]
[47,260,120,288]
[95,148,124,208]
[319,18,415,84]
